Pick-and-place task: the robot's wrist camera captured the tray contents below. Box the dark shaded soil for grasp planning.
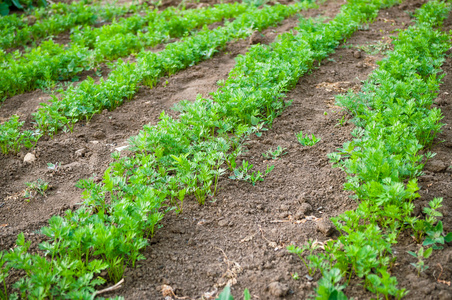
[1,0,452,299]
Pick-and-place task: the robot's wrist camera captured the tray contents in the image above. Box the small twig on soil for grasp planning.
[269,220,290,223]
[436,264,451,286]
[216,247,230,268]
[239,233,256,243]
[377,17,396,23]
[258,225,277,248]
[215,247,242,287]
[161,284,191,299]
[270,215,320,224]
[202,288,218,300]
[95,278,124,296]
[312,240,327,250]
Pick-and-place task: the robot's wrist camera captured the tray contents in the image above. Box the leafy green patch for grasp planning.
[0,115,41,154]
[0,3,248,100]
[1,2,314,150]
[288,1,452,298]
[216,285,251,300]
[296,130,321,146]
[0,0,47,16]
[423,221,452,250]
[23,178,49,201]
[0,0,134,47]
[407,247,432,277]
[229,161,274,185]
[262,146,287,159]
[287,239,323,276]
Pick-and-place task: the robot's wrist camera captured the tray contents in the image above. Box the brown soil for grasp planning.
[1,0,452,299]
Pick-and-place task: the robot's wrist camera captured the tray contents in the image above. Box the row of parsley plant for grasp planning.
[0,2,249,99]
[0,0,136,50]
[288,1,452,299]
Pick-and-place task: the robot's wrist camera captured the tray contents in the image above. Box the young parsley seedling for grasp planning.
[296,130,321,146]
[262,146,287,159]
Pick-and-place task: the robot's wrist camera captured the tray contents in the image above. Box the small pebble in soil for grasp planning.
[279,204,289,211]
[218,219,228,227]
[416,279,435,295]
[23,153,36,164]
[353,50,362,58]
[279,212,289,218]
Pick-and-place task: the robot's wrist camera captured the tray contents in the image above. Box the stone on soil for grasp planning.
[353,50,362,58]
[218,219,228,227]
[250,31,265,45]
[23,153,36,164]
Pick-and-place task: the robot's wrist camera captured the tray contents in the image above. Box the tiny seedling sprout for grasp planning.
[296,130,321,146]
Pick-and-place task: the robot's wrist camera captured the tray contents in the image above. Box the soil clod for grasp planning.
[425,160,448,173]
[267,281,290,297]
[295,203,312,219]
[316,218,335,237]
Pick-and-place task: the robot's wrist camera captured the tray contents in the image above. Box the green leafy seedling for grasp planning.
[248,165,274,185]
[23,179,49,201]
[423,197,444,227]
[262,146,287,159]
[230,161,274,186]
[315,268,347,300]
[407,247,432,277]
[336,115,347,127]
[265,165,274,176]
[287,239,321,276]
[423,221,452,250]
[249,170,264,185]
[296,130,321,146]
[47,162,61,173]
[406,198,446,243]
[0,251,8,299]
[229,160,253,181]
[367,269,407,300]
